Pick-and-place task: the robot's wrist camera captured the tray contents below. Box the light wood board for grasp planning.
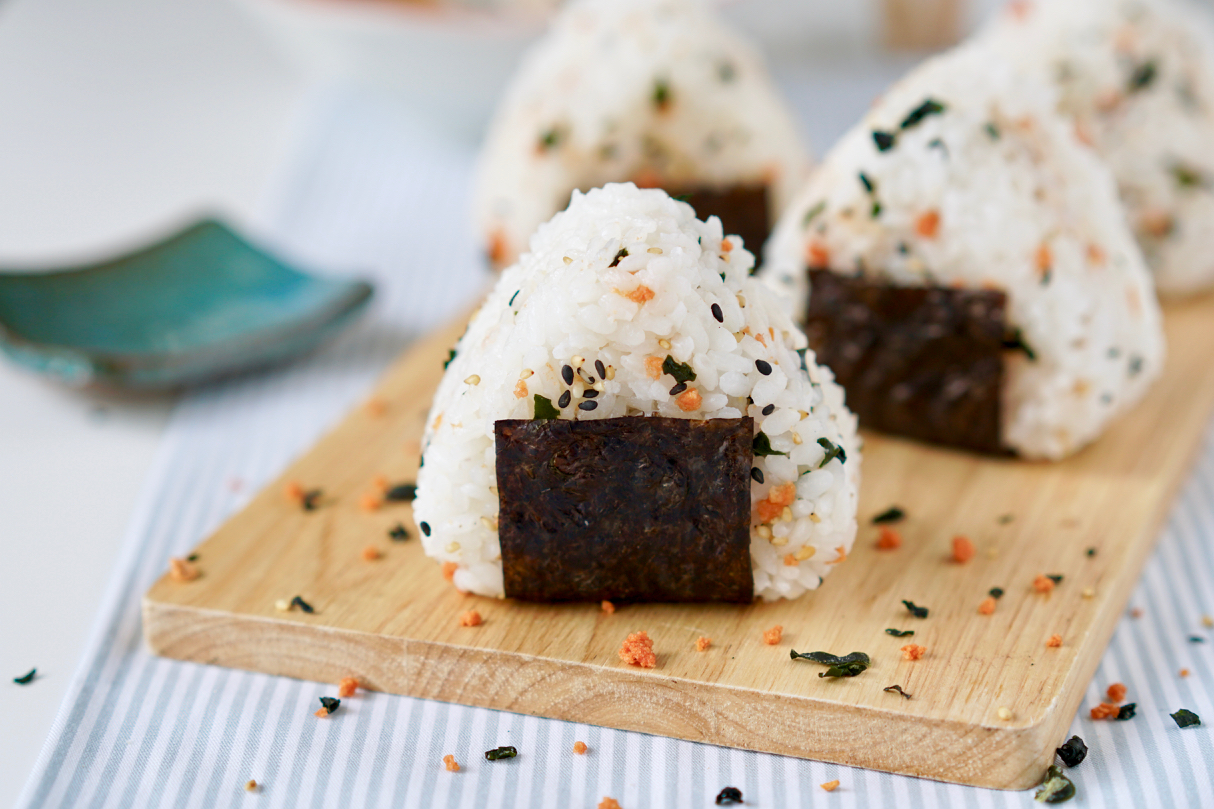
[145,294,1214,790]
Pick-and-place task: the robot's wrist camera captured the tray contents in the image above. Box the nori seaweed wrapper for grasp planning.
[804,269,1009,455]
[668,184,770,266]
[495,416,754,603]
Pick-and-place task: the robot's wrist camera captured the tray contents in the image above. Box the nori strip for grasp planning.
[495,417,753,603]
[804,269,1010,455]
[665,183,771,266]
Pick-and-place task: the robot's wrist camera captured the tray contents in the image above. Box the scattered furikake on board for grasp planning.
[790,650,870,678]
[484,746,518,761]
[885,629,914,637]
[715,786,743,805]
[1056,736,1087,768]
[872,506,905,524]
[384,483,417,502]
[13,669,36,685]
[388,524,410,541]
[884,684,912,699]
[989,588,1005,599]
[902,600,929,619]
[318,697,340,715]
[290,596,315,614]
[1035,765,1076,803]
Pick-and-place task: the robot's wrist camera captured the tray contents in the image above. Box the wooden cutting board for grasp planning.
[144,293,1214,790]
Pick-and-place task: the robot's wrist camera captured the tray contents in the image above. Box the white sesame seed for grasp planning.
[275,599,291,612]
[756,525,773,540]
[562,256,572,264]
[480,516,497,530]
[792,433,803,445]
[464,374,481,385]
[770,535,789,547]
[736,294,746,308]
[647,247,662,254]
[997,707,1013,721]
[658,339,672,350]
[809,513,821,523]
[520,369,534,379]
[794,546,817,561]
[606,366,616,380]
[781,507,793,523]
[1082,587,1096,599]
[445,542,461,553]
[571,356,584,368]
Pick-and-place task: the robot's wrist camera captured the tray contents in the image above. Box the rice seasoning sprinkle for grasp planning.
[459,610,483,627]
[1107,683,1127,703]
[573,741,588,755]
[762,625,783,645]
[598,798,621,809]
[338,677,359,698]
[619,631,656,668]
[443,754,460,772]
[1090,703,1120,720]
[900,644,926,661]
[756,482,796,523]
[1033,574,1056,593]
[978,596,997,615]
[877,526,902,550]
[1046,634,1063,648]
[952,536,975,563]
[168,557,200,582]
[361,546,381,562]
[820,780,840,792]
[696,636,712,652]
[442,562,459,582]
[601,600,616,614]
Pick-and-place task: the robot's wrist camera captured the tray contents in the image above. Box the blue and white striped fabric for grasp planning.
[18,89,1214,809]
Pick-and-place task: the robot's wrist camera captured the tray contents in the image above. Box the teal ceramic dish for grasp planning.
[0,220,373,389]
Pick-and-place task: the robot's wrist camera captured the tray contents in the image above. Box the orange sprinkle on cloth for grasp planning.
[915,210,941,239]
[1033,574,1056,593]
[338,677,359,698]
[1090,703,1120,720]
[978,596,997,615]
[675,387,702,412]
[644,356,664,380]
[762,625,783,645]
[877,527,902,550]
[442,561,459,582]
[755,482,797,523]
[573,741,588,755]
[952,536,975,563]
[598,799,622,809]
[601,600,616,614]
[821,780,841,792]
[443,754,460,772]
[314,708,330,718]
[459,610,483,627]
[1106,683,1127,703]
[361,546,381,562]
[826,545,848,565]
[624,285,655,304]
[619,631,656,668]
[1181,669,1191,678]
[168,558,200,582]
[901,644,926,661]
[696,636,711,652]
[1046,634,1063,648]
[783,554,799,567]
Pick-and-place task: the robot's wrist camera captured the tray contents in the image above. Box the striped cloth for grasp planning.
[18,90,1214,809]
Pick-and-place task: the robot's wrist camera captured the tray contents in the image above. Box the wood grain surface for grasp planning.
[144,293,1214,790]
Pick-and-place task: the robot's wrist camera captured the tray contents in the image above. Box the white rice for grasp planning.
[980,0,1214,296]
[762,42,1165,461]
[472,0,811,268]
[415,183,860,601]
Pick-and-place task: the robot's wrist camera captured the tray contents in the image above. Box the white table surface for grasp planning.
[0,1,304,805]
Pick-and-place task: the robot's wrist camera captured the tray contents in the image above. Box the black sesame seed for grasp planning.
[561,365,574,385]
[711,302,724,322]
[578,400,598,411]
[291,595,315,613]
[762,404,775,416]
[755,359,772,375]
[420,522,431,537]
[384,483,417,502]
[751,467,764,483]
[389,524,410,541]
[595,359,606,379]
[558,390,572,408]
[669,382,688,396]
[583,389,599,398]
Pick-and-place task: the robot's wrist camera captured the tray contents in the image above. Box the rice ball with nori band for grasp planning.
[473,0,811,270]
[415,183,860,602]
[981,0,1214,296]
[761,43,1164,461]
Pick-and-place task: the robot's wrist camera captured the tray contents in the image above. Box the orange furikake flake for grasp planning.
[601,600,616,614]
[361,546,381,562]
[168,558,200,582]
[877,526,902,550]
[826,545,847,565]
[762,625,783,645]
[1090,703,1120,720]
[1181,669,1191,678]
[755,482,797,523]
[1087,243,1107,265]
[619,631,656,668]
[443,754,460,772]
[573,741,588,754]
[314,707,330,718]
[371,474,389,493]
[821,780,840,792]
[359,492,382,512]
[459,610,482,627]
[784,554,799,567]
[915,210,941,239]
[284,481,305,504]
[1107,683,1127,703]
[978,596,997,615]
[901,644,926,661]
[1035,244,1053,276]
[721,238,734,253]
[1033,574,1056,593]
[625,285,656,304]
[644,356,664,380]
[488,229,509,266]
[598,799,622,809]
[338,677,359,698]
[513,379,528,399]
[952,536,975,563]
[441,561,459,582]
[696,636,711,652]
[675,387,702,412]
[1046,634,1063,648]
[806,240,830,269]
[364,397,387,416]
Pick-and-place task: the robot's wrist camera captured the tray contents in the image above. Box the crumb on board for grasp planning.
[1107,683,1127,703]
[762,625,783,645]
[1090,703,1120,720]
[442,561,459,582]
[443,754,460,772]
[459,610,483,627]
[1046,634,1063,648]
[978,596,997,615]
[826,545,847,565]
[997,707,1013,721]
[364,397,387,416]
[598,799,621,809]
[696,636,711,652]
[952,536,975,563]
[877,526,902,550]
[619,631,656,668]
[1082,587,1096,599]
[274,599,291,612]
[168,558,200,582]
[338,677,359,698]
[361,546,381,562]
[245,780,258,792]
[573,741,588,755]
[359,492,382,512]
[900,644,926,661]
[1130,607,1143,619]
[284,481,305,504]
[820,779,841,792]
[601,600,616,614]
[1033,574,1056,593]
